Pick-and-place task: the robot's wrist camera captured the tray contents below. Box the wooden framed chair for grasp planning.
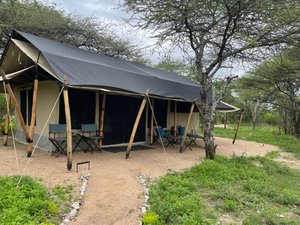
[80,124,102,153]
[49,124,67,157]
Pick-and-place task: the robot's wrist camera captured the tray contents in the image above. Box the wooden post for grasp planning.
[145,100,149,143]
[63,77,72,171]
[99,93,106,148]
[173,101,177,135]
[0,69,30,141]
[27,77,39,157]
[150,98,154,145]
[233,109,244,144]
[179,103,195,153]
[126,96,147,159]
[3,95,10,146]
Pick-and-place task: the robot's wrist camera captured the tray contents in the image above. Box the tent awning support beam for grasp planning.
[63,76,72,171]
[3,95,10,146]
[126,94,147,159]
[99,93,106,149]
[27,66,39,157]
[150,98,154,145]
[180,103,195,153]
[233,109,244,144]
[1,69,30,142]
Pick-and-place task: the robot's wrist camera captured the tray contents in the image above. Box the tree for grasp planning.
[236,80,268,130]
[241,47,300,137]
[155,57,197,81]
[0,0,143,61]
[124,0,300,159]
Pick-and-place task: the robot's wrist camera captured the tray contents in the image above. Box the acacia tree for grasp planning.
[124,0,300,159]
[241,48,300,137]
[0,0,143,61]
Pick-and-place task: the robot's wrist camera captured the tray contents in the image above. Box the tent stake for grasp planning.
[27,77,39,157]
[63,76,72,171]
[3,95,10,146]
[179,103,195,153]
[99,93,106,149]
[233,109,244,144]
[126,96,147,159]
[0,69,30,141]
[150,98,154,145]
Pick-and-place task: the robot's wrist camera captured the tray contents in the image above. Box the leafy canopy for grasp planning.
[0,0,143,61]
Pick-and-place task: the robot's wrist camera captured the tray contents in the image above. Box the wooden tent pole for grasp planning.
[233,109,244,144]
[3,95,10,146]
[0,69,30,141]
[174,101,177,135]
[63,76,72,171]
[126,96,147,159]
[99,93,106,148]
[150,98,154,145]
[179,103,195,153]
[27,76,39,157]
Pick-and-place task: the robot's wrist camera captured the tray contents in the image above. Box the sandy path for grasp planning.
[0,137,279,225]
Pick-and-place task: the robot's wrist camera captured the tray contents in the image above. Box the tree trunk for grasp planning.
[200,82,217,159]
[203,120,216,159]
[252,120,256,130]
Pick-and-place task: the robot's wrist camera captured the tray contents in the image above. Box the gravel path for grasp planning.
[0,137,279,225]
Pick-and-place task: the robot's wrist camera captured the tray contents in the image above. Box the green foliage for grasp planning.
[147,156,300,224]
[0,0,143,62]
[262,111,280,126]
[239,47,300,135]
[265,151,281,159]
[214,125,300,156]
[154,58,197,82]
[222,199,238,212]
[0,176,73,225]
[141,211,159,224]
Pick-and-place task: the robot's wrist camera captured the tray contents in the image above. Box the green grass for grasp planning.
[143,156,300,224]
[0,176,74,225]
[214,125,300,156]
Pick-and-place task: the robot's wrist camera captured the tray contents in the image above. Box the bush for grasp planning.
[141,211,159,224]
[0,176,73,225]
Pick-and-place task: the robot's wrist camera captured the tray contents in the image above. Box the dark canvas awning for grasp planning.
[0,30,238,111]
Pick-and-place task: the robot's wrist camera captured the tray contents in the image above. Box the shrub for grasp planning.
[141,211,159,224]
[0,176,72,225]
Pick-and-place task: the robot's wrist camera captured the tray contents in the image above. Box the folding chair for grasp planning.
[185,129,204,151]
[151,127,160,144]
[80,124,102,153]
[156,127,177,147]
[49,124,67,157]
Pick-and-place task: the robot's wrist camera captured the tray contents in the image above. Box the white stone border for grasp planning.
[60,174,90,225]
[139,175,150,225]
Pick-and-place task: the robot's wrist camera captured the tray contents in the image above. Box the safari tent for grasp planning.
[0,30,238,170]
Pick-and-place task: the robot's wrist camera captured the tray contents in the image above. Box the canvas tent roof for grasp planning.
[0,30,238,111]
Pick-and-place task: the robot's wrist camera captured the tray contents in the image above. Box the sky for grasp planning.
[47,0,247,75]
[48,0,167,63]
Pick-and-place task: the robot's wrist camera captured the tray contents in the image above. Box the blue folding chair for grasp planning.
[156,127,175,147]
[80,124,102,153]
[49,124,67,157]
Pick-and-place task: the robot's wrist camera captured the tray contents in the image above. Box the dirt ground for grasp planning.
[0,137,279,225]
